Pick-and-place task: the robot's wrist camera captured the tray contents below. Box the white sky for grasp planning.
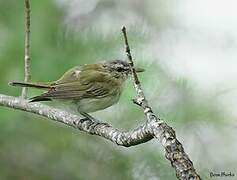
[157,0,237,91]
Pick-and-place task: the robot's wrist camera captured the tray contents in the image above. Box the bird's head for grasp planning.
[103,60,144,80]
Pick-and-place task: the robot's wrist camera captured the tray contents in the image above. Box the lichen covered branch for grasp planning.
[0,94,153,147]
[121,26,201,180]
[22,0,31,98]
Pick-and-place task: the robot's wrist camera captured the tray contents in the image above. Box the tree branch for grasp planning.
[121,26,201,180]
[0,94,153,147]
[22,0,31,98]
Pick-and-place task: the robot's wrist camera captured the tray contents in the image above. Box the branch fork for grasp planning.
[121,26,200,180]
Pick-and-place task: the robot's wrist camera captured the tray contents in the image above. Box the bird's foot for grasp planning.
[79,112,110,126]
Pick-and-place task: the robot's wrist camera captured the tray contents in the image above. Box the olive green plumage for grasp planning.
[9,60,144,113]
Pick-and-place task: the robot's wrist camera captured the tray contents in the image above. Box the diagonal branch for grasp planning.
[121,26,201,180]
[22,0,31,98]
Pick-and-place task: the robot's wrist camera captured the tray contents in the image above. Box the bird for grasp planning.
[9,60,144,118]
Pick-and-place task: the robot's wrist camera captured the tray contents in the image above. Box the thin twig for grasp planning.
[22,0,31,98]
[121,26,151,112]
[121,26,201,180]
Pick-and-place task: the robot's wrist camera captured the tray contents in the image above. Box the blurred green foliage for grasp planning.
[0,1,235,180]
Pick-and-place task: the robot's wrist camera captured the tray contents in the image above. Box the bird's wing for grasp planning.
[53,64,105,84]
[32,70,118,101]
[54,65,83,84]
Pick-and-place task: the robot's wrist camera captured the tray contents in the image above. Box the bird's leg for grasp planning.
[79,112,110,126]
[80,112,99,122]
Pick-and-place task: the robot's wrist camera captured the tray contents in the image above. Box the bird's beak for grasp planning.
[135,67,145,73]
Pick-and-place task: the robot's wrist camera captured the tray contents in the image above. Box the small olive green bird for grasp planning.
[9,60,144,117]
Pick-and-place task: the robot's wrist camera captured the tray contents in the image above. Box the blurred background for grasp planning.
[0,0,237,179]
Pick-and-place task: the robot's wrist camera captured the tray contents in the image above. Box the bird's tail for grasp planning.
[9,81,51,89]
[9,81,53,102]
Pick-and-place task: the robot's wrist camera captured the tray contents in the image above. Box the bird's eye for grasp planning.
[117,67,124,72]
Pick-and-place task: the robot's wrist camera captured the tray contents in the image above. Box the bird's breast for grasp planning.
[76,91,122,113]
